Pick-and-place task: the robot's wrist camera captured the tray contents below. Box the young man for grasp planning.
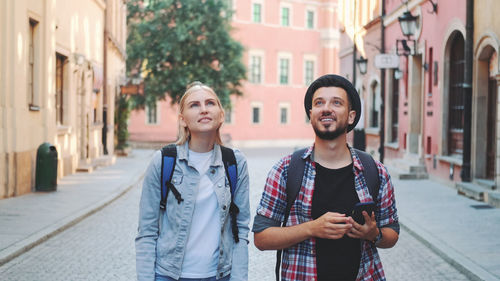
[253,74,399,281]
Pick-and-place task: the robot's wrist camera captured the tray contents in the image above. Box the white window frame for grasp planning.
[369,80,381,129]
[303,54,317,86]
[248,49,265,84]
[305,8,316,29]
[145,101,160,125]
[277,52,292,85]
[224,101,234,124]
[280,3,292,27]
[28,17,41,110]
[251,101,263,124]
[252,0,264,23]
[278,102,291,125]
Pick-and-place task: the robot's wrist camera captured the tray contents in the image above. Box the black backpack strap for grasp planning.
[160,144,183,210]
[354,148,380,203]
[220,146,240,243]
[275,148,308,281]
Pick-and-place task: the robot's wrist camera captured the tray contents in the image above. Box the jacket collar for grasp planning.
[177,141,224,167]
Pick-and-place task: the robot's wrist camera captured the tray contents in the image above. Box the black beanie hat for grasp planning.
[304,74,361,132]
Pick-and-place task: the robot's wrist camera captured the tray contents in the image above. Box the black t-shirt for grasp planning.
[312,162,361,281]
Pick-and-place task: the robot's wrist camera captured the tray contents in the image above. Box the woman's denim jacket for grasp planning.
[135,143,250,281]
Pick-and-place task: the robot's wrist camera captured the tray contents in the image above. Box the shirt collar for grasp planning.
[305,143,364,172]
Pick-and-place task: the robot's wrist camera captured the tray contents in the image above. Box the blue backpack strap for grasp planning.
[275,147,308,281]
[160,144,182,210]
[220,146,238,197]
[220,146,240,243]
[354,148,380,203]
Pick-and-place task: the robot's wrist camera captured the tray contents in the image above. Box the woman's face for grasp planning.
[179,88,224,136]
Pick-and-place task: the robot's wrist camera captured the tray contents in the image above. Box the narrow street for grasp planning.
[0,148,470,280]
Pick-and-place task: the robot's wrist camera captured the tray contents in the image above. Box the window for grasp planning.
[252,106,260,124]
[225,106,233,124]
[250,55,262,83]
[253,3,262,23]
[370,82,379,128]
[306,10,314,29]
[146,102,158,124]
[391,72,399,142]
[448,34,465,156]
[279,58,290,84]
[28,18,39,110]
[56,53,67,125]
[279,103,290,124]
[304,60,314,85]
[281,7,290,26]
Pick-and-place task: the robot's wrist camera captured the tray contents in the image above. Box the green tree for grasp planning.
[127,0,246,107]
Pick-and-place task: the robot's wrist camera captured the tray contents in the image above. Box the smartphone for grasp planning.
[351,202,376,224]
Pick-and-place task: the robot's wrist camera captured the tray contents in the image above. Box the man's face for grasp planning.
[309,87,356,140]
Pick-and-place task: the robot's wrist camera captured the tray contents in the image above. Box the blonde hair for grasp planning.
[175,81,225,145]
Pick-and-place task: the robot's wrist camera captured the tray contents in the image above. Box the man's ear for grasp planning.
[348,110,356,125]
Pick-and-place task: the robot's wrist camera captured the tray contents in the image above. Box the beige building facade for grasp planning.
[0,0,127,198]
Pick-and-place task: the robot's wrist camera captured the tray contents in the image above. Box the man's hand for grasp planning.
[310,212,353,240]
[346,211,378,241]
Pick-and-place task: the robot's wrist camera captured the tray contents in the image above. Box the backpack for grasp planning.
[160,144,240,243]
[275,147,380,281]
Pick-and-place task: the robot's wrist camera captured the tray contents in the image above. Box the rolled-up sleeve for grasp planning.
[252,156,289,233]
[376,163,399,234]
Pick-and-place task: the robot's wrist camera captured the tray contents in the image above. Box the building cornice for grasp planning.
[383,0,427,26]
[106,31,126,60]
[93,0,106,11]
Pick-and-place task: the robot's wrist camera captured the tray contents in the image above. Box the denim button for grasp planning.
[211,169,216,174]
[222,205,227,210]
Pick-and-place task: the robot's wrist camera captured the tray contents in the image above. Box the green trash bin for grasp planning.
[35,142,58,191]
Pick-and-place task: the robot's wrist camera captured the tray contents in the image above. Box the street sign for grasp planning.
[374,54,400,69]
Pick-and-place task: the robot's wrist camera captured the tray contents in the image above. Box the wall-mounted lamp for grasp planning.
[73,53,86,66]
[398,11,418,38]
[396,39,416,56]
[394,69,403,80]
[356,56,368,75]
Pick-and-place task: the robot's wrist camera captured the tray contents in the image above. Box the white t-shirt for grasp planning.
[180,149,221,278]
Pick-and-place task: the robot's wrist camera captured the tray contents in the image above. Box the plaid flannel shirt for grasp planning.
[255,145,398,281]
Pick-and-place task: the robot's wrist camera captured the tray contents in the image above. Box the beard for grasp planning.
[312,117,349,140]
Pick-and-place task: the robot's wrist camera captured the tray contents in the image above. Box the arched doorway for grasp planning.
[447,33,465,157]
[474,42,498,181]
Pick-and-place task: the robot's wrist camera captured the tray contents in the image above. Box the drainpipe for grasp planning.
[379,0,386,163]
[352,0,357,85]
[461,0,473,182]
[102,5,109,155]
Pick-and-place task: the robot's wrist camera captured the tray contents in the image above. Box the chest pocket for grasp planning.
[171,174,183,186]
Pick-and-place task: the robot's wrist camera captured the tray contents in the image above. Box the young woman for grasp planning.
[136,82,250,281]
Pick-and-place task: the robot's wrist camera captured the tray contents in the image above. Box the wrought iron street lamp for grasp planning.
[356,56,368,75]
[398,11,418,38]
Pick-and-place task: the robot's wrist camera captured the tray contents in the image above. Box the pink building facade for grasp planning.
[382,0,468,183]
[342,0,500,205]
[128,0,340,148]
[341,0,469,182]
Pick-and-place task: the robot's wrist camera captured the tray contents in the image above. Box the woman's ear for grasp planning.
[179,115,187,128]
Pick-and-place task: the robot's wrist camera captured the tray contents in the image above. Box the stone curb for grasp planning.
[401,218,500,281]
[0,168,147,267]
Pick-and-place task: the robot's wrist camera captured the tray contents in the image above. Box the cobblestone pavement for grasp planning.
[0,147,470,280]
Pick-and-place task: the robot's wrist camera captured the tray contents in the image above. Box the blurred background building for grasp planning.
[0,0,127,198]
[127,0,340,148]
